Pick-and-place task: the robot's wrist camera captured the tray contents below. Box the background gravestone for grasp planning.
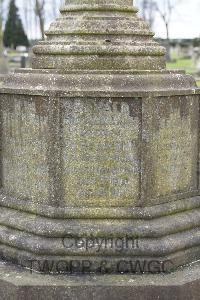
[0,0,199,281]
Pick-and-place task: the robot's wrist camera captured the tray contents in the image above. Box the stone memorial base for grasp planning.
[0,259,200,300]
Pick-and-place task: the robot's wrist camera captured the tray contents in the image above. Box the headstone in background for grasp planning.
[0,55,8,74]
[193,47,200,73]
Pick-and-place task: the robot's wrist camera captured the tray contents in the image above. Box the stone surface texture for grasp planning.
[0,0,199,279]
[0,260,200,300]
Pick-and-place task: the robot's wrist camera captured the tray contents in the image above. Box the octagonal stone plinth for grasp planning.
[0,76,199,208]
[0,69,199,274]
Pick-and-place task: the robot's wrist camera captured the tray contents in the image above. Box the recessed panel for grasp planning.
[61,98,141,207]
[142,95,199,205]
[1,95,50,203]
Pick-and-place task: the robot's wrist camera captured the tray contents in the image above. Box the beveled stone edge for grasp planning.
[15,68,185,74]
[60,4,138,13]
[0,70,199,97]
[1,199,200,238]
[0,243,200,274]
[1,222,200,256]
[32,45,166,56]
[0,192,200,220]
[1,88,198,98]
[0,258,200,287]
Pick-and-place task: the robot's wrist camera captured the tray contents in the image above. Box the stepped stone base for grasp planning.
[1,194,200,274]
[0,260,200,300]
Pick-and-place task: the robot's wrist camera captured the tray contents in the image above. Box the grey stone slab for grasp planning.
[0,260,200,300]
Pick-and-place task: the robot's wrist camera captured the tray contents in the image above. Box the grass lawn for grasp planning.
[166,58,197,75]
[167,57,200,87]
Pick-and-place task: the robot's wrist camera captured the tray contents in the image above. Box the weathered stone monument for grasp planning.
[0,0,200,298]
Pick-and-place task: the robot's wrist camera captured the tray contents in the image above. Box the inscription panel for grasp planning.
[61,98,141,207]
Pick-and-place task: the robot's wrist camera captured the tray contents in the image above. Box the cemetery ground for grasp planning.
[166,57,200,87]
